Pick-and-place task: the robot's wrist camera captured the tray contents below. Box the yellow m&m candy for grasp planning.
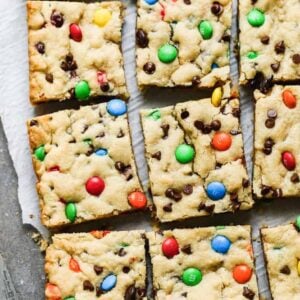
[298,260,300,276]
[93,9,111,27]
[211,87,223,107]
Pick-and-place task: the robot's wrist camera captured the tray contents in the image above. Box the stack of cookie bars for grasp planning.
[25,0,299,299]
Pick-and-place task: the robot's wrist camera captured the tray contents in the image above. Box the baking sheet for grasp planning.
[1,0,300,299]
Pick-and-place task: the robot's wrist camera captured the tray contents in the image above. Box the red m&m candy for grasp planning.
[282,90,297,109]
[86,176,105,196]
[211,132,232,151]
[232,264,252,284]
[128,191,147,209]
[162,237,179,258]
[69,23,82,42]
[282,151,296,171]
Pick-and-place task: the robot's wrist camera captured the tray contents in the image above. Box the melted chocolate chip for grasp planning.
[181,244,192,254]
[232,108,241,118]
[271,62,280,73]
[292,54,300,64]
[183,0,191,4]
[275,41,285,54]
[151,151,161,160]
[123,266,130,273]
[267,109,277,119]
[250,72,273,94]
[242,178,250,188]
[83,280,94,291]
[143,62,156,74]
[183,184,193,195]
[45,73,53,83]
[272,188,282,198]
[204,204,215,214]
[291,173,299,183]
[260,36,270,45]
[192,76,200,86]
[202,124,212,134]
[261,185,271,196]
[280,265,291,275]
[161,124,170,139]
[100,82,110,92]
[115,161,126,171]
[125,285,136,300]
[198,203,205,211]
[211,120,221,131]
[194,120,204,130]
[60,54,77,72]
[165,188,182,201]
[50,10,64,28]
[243,287,255,300]
[211,1,223,16]
[181,110,189,119]
[117,129,125,138]
[35,42,45,54]
[265,118,275,128]
[136,29,149,48]
[163,203,173,212]
[94,265,103,275]
[30,120,38,126]
[118,248,127,257]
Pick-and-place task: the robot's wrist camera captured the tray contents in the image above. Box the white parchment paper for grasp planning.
[1,0,300,298]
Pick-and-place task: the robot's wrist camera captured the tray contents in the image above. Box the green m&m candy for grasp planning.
[148,109,161,120]
[158,44,178,63]
[65,202,77,223]
[64,297,75,300]
[35,145,46,161]
[182,267,202,286]
[247,8,265,27]
[75,80,90,101]
[175,144,195,164]
[295,215,300,230]
[198,20,213,40]
[247,51,258,59]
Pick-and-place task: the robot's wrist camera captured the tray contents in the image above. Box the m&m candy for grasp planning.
[107,99,127,116]
[199,20,213,40]
[175,144,195,164]
[69,23,82,42]
[35,145,46,161]
[232,264,253,284]
[211,87,223,107]
[144,0,158,4]
[295,215,300,230]
[45,283,61,299]
[247,51,258,59]
[148,109,161,120]
[297,260,300,276]
[211,235,231,254]
[162,237,179,258]
[95,148,108,156]
[182,267,203,286]
[211,132,232,151]
[282,90,297,109]
[100,274,117,291]
[64,297,75,300]
[65,202,77,223]
[247,8,265,27]
[128,191,147,209]
[69,258,81,272]
[86,176,105,196]
[75,80,90,101]
[281,151,296,171]
[206,182,226,200]
[158,44,178,64]
[93,9,112,27]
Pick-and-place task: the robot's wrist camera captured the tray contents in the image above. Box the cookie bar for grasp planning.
[260,218,300,299]
[27,100,147,228]
[239,0,300,85]
[27,1,128,104]
[147,226,258,299]
[140,84,253,222]
[136,0,232,89]
[45,230,147,300]
[253,85,300,199]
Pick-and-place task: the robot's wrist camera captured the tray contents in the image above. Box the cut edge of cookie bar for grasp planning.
[140,82,254,223]
[27,101,148,228]
[252,85,300,199]
[135,0,232,90]
[147,225,259,300]
[27,1,129,105]
[45,230,147,300]
[260,220,300,300]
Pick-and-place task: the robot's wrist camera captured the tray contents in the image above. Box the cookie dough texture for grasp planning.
[253,85,300,198]
[140,84,253,222]
[261,224,300,300]
[27,1,128,104]
[136,0,232,89]
[147,226,258,299]
[45,231,147,300]
[239,0,300,84]
[27,103,145,228]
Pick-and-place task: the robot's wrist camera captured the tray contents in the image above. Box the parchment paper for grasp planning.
[1,0,300,299]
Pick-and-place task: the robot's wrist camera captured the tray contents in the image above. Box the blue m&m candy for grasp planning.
[206,181,226,200]
[211,63,219,69]
[95,148,108,156]
[107,99,127,116]
[211,235,231,254]
[144,0,158,4]
[100,274,117,292]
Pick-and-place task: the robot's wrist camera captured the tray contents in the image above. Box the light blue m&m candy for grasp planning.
[211,235,231,254]
[95,148,108,156]
[100,274,117,292]
[144,0,158,4]
[107,99,127,116]
[211,63,219,69]
[206,181,226,200]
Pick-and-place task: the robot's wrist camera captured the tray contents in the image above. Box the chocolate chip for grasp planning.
[183,0,191,4]
[265,118,275,128]
[261,185,271,196]
[136,29,149,48]
[232,108,241,118]
[183,184,193,195]
[230,193,238,203]
[117,129,124,138]
[272,188,282,198]
[45,73,53,83]
[60,54,77,72]
[96,132,105,138]
[100,82,110,92]
[35,42,45,54]
[267,109,277,119]
[194,120,204,130]
[211,120,221,131]
[163,203,173,212]
[181,292,188,297]
[242,178,250,188]
[264,138,274,148]
[118,248,127,257]
[292,54,300,64]
[192,76,200,86]
[143,62,156,74]
[202,124,212,134]
[271,63,280,73]
[291,173,299,183]
[125,285,136,300]
[165,188,182,201]
[263,147,272,155]
[94,265,103,275]
[204,204,215,214]
[211,1,223,16]
[198,202,205,211]
[230,130,239,135]
[115,161,126,172]
[280,265,291,275]
[161,124,170,139]
[83,280,94,291]
[123,266,130,273]
[260,36,270,45]
[243,287,255,300]
[181,110,189,119]
[151,151,161,160]
[216,162,222,169]
[30,120,38,126]
[250,72,273,94]
[275,41,285,54]
[221,34,230,42]
[181,244,192,254]
[96,287,102,297]
[50,10,64,28]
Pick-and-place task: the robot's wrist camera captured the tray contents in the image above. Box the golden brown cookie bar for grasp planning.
[253,85,300,199]
[136,0,232,89]
[239,0,300,86]
[261,220,300,300]
[27,1,128,104]
[147,226,258,299]
[27,100,147,228]
[140,84,253,222]
[45,231,147,300]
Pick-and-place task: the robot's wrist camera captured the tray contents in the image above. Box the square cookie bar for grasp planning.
[253,85,300,199]
[27,1,128,104]
[136,0,232,89]
[239,0,300,85]
[27,100,147,228]
[45,230,147,300]
[261,218,300,299]
[140,84,253,222]
[147,226,258,299]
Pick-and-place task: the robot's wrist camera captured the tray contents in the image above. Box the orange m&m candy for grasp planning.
[69,258,81,272]
[45,283,62,300]
[211,132,232,151]
[232,264,253,284]
[128,191,147,209]
[282,90,297,109]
